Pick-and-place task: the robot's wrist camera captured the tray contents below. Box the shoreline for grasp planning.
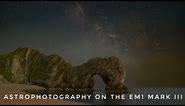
[0,83,90,105]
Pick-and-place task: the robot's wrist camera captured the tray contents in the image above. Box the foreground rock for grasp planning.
[0,48,127,94]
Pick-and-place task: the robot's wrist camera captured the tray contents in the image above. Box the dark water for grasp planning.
[24,87,185,105]
[85,88,185,105]
[23,75,185,105]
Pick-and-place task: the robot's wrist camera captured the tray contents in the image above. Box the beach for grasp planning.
[0,83,89,105]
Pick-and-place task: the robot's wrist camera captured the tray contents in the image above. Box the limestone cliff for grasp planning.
[0,48,127,94]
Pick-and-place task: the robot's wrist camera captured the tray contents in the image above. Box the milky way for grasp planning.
[0,1,185,87]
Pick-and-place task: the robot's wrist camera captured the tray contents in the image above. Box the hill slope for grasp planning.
[0,48,127,93]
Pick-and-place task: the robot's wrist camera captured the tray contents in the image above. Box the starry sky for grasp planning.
[0,1,185,87]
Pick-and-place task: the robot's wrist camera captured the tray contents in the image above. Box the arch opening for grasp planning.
[93,74,106,94]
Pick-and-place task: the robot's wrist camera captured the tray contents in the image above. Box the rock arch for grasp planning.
[0,48,127,94]
[48,56,127,94]
[72,56,127,94]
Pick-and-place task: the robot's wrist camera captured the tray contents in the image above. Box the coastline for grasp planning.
[0,83,90,105]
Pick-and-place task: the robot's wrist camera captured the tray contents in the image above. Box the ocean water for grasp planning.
[24,87,185,105]
[79,87,185,105]
[23,74,185,105]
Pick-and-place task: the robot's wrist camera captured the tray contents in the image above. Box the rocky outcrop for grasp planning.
[0,48,127,94]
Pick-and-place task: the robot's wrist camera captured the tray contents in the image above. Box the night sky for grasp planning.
[0,1,185,87]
